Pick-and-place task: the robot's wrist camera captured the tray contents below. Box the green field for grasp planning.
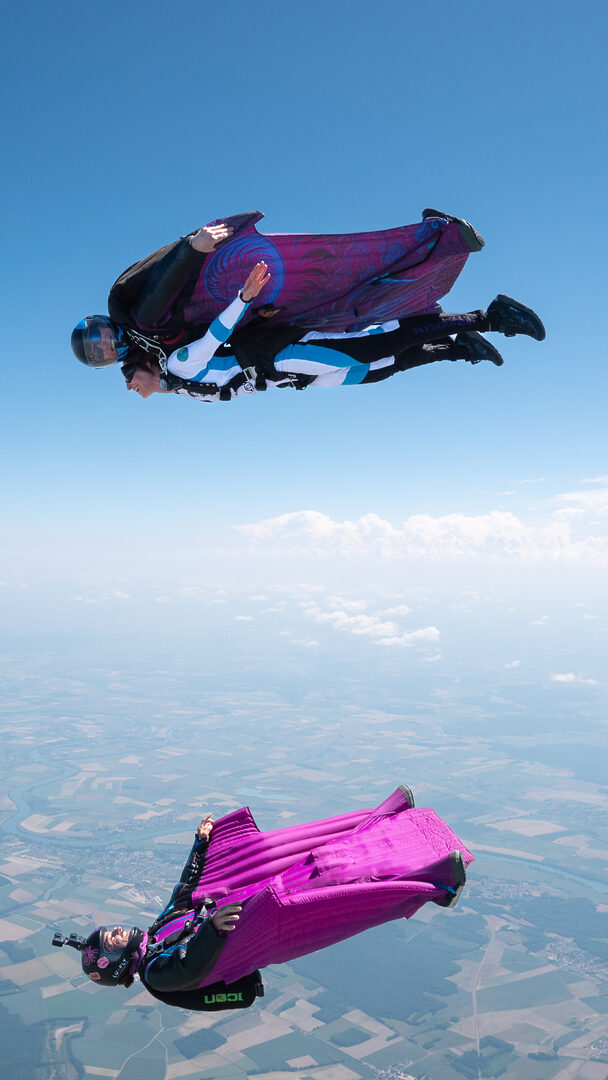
[477,972,573,1013]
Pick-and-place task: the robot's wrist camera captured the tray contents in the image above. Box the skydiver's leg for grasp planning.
[296,293,545,365]
[273,328,435,386]
[272,332,501,388]
[296,311,489,366]
[358,338,462,383]
[358,334,504,383]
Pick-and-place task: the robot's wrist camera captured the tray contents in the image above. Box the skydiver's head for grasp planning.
[81,925,145,987]
[121,357,162,398]
[71,316,130,368]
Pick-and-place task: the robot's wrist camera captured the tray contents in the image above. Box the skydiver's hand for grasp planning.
[190,224,234,253]
[211,904,241,933]
[241,262,270,302]
[196,813,214,841]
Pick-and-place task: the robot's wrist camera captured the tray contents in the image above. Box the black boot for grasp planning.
[487,294,546,340]
[422,208,485,252]
[455,331,504,366]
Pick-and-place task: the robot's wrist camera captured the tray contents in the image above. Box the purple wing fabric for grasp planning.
[185,213,474,332]
[176,787,473,986]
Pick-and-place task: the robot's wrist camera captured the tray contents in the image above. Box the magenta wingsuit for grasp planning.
[109,212,478,340]
[152,787,474,989]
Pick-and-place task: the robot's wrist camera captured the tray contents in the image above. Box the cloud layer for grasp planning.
[237,484,608,563]
[302,602,439,649]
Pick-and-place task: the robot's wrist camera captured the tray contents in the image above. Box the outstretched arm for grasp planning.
[145,918,220,992]
[155,814,216,922]
[189,223,234,253]
[112,224,234,331]
[145,905,241,993]
[166,262,270,380]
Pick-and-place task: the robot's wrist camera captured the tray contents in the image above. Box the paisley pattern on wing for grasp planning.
[183,214,474,331]
[203,235,285,306]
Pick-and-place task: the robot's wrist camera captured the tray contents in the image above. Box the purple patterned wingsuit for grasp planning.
[111,212,478,340]
[153,787,474,988]
[190,213,474,332]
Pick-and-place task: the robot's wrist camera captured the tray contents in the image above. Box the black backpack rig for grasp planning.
[141,905,264,1012]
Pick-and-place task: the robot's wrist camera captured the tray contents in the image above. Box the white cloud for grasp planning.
[377,627,440,648]
[236,503,608,563]
[378,604,412,616]
[554,483,608,516]
[271,582,325,598]
[71,590,130,603]
[304,606,400,639]
[553,508,585,520]
[234,615,253,622]
[278,630,319,647]
[504,660,521,669]
[530,616,550,626]
[550,673,598,685]
[302,603,439,649]
[326,596,368,612]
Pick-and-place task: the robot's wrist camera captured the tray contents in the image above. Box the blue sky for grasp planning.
[1,0,607,663]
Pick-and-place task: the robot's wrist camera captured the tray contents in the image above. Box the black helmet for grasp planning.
[71,316,130,368]
[80,926,145,986]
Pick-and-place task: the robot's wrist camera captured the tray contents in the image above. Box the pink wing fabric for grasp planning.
[188,787,473,987]
[184,212,475,332]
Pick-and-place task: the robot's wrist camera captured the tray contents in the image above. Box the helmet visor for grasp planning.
[73,317,129,368]
[99,926,134,959]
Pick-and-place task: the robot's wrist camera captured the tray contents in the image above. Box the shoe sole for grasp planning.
[422,208,485,252]
[435,850,467,908]
[445,851,467,909]
[494,294,546,341]
[398,784,415,809]
[456,331,504,366]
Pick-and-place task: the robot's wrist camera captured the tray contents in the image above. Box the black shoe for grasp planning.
[436,851,467,909]
[399,784,415,809]
[487,294,546,341]
[422,208,485,252]
[455,331,504,367]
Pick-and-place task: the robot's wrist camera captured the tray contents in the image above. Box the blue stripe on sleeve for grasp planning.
[208,318,232,343]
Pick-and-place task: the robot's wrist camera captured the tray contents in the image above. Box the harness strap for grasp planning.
[160,366,312,399]
[147,899,216,943]
[124,324,314,398]
[125,328,169,363]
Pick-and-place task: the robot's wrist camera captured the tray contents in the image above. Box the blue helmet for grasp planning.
[71,316,130,368]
